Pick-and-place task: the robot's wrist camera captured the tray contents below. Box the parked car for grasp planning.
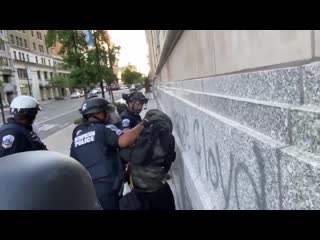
[88,91,98,98]
[129,84,136,92]
[120,85,129,90]
[90,89,99,95]
[70,92,81,99]
[79,91,84,97]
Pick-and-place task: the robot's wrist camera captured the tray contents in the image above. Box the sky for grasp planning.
[108,30,150,76]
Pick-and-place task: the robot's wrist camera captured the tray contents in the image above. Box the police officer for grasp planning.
[70,97,154,210]
[0,150,101,210]
[121,91,148,129]
[0,95,47,157]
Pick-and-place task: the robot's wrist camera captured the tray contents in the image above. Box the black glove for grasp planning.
[140,118,152,127]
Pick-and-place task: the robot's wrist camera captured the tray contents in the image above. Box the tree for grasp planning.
[121,65,144,85]
[93,30,120,102]
[46,30,92,98]
[49,75,69,88]
[46,30,121,101]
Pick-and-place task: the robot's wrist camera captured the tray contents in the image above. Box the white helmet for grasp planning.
[10,95,41,116]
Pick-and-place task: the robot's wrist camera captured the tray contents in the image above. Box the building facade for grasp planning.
[146,30,320,210]
[0,30,15,106]
[6,30,70,102]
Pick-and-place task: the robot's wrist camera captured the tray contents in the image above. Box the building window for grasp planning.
[26,54,29,62]
[33,42,36,50]
[13,51,17,59]
[18,52,21,60]
[47,47,49,54]
[17,68,28,79]
[48,59,51,66]
[50,72,53,79]
[37,71,41,80]
[31,30,34,37]
[0,39,5,51]
[37,31,42,40]
[15,36,19,45]
[24,39,27,48]
[10,35,14,44]
[43,58,46,65]
[35,56,38,63]
[0,57,9,66]
[3,75,9,83]
[39,45,44,53]
[44,71,48,80]
[22,53,25,61]
[19,38,22,46]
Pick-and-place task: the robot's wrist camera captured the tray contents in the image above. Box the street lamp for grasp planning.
[25,63,32,97]
[0,90,6,124]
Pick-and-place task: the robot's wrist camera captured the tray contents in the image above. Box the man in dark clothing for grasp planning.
[119,109,176,210]
[120,91,148,129]
[0,95,47,158]
[70,97,156,210]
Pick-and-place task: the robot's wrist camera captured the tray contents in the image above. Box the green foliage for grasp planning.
[121,65,144,85]
[46,30,121,95]
[49,75,70,88]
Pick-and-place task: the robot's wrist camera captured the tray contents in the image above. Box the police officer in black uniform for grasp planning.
[0,95,47,157]
[120,91,148,129]
[70,97,154,210]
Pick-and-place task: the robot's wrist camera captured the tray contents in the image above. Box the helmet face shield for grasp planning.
[10,95,42,118]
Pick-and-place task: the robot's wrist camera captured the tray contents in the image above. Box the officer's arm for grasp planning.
[118,124,144,148]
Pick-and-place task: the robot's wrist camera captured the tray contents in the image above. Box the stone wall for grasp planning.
[154,62,320,210]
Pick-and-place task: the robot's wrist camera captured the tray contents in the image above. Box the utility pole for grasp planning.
[0,91,5,124]
[93,30,105,99]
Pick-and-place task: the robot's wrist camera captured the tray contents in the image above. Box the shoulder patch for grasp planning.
[76,130,82,136]
[106,124,123,136]
[2,135,15,149]
[122,119,130,128]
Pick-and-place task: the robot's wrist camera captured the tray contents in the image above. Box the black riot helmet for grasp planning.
[79,97,114,116]
[0,151,102,210]
[122,92,148,105]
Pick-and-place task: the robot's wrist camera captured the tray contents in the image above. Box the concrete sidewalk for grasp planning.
[43,124,74,156]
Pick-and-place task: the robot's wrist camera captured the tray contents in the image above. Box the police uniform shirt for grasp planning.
[120,109,142,129]
[0,118,47,157]
[70,122,124,182]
